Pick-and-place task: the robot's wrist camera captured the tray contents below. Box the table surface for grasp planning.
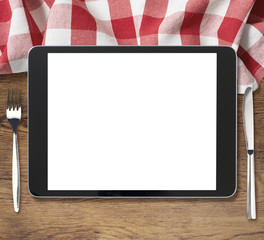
[0,73,263,240]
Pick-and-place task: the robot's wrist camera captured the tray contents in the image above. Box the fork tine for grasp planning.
[14,89,17,110]
[6,89,9,110]
[18,89,21,108]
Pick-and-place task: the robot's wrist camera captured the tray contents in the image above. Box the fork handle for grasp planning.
[12,132,20,213]
[247,151,256,219]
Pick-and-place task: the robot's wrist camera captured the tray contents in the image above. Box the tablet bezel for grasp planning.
[28,46,237,198]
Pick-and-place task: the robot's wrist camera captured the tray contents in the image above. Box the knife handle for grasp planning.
[247,150,256,219]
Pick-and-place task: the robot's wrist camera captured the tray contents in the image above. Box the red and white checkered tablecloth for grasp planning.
[0,0,263,94]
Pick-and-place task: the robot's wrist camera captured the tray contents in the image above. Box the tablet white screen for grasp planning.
[47,52,217,191]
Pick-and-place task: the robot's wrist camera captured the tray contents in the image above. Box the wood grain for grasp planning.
[0,73,263,240]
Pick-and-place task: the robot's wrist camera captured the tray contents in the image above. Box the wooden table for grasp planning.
[0,73,263,239]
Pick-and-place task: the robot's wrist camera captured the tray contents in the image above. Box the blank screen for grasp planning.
[47,52,217,191]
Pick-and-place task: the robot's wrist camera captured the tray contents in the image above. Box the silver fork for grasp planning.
[6,89,21,213]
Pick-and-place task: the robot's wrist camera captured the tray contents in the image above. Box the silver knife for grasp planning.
[243,87,256,219]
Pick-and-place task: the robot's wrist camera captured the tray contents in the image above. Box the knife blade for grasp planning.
[244,87,254,150]
[243,87,256,219]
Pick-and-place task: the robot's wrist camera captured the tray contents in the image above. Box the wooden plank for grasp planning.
[0,73,263,239]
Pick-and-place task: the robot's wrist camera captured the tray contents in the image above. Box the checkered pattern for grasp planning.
[0,0,263,94]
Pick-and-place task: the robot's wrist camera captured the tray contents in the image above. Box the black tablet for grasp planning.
[28,46,236,198]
